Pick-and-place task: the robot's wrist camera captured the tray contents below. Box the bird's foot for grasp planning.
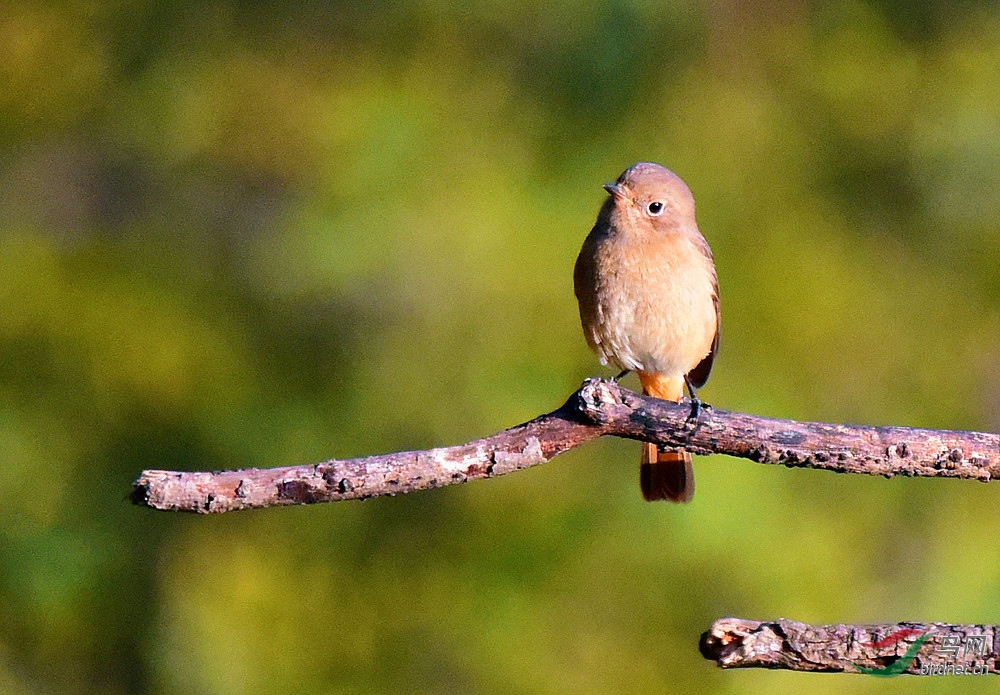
[682,376,710,442]
[687,394,702,423]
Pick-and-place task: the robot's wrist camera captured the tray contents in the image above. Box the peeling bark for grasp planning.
[131,378,1000,513]
[701,618,998,675]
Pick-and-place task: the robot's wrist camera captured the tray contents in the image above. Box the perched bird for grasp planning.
[574,163,719,502]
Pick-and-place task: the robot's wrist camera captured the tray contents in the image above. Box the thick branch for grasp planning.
[701,618,998,675]
[131,388,599,513]
[131,378,1000,513]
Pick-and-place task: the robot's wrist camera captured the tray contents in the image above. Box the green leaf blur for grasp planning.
[2,1,1000,693]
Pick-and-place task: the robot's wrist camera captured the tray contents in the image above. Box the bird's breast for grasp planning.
[585,232,716,376]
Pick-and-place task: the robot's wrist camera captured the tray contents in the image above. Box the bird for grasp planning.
[574,162,719,502]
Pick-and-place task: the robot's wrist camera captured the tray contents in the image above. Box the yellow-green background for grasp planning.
[3,1,1000,692]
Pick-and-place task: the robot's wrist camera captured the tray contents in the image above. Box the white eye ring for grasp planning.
[647,201,664,216]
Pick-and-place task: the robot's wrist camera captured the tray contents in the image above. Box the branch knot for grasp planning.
[576,378,635,425]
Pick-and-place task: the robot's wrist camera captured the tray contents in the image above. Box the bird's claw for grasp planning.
[687,395,702,423]
[682,375,709,443]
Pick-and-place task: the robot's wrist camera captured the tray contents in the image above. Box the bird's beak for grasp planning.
[603,182,626,201]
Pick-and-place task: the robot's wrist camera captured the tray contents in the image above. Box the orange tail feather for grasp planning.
[637,371,694,503]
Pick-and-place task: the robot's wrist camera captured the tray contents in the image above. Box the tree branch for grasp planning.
[700,618,998,675]
[131,377,1000,513]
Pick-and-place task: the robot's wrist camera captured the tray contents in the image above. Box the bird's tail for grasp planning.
[640,444,694,503]
[637,371,694,503]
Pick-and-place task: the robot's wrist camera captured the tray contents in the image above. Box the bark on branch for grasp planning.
[131,377,1000,513]
[701,617,998,675]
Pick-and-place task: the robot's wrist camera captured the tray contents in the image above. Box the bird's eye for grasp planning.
[647,201,664,216]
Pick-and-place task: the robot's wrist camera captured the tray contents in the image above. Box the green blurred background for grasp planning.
[3,0,1000,692]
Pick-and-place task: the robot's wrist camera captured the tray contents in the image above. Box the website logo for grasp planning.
[854,629,931,676]
[854,628,991,677]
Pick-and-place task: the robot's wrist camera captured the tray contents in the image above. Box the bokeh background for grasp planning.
[3,0,1000,692]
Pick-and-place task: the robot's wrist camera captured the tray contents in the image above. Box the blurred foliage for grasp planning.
[2,0,1000,693]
